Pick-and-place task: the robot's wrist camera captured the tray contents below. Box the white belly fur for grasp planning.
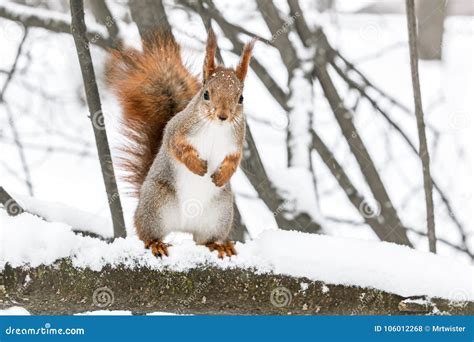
[165,122,236,236]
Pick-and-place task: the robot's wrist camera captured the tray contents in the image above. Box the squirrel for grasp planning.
[106,30,255,258]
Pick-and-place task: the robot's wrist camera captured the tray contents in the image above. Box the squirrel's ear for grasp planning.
[235,37,257,82]
[203,29,217,82]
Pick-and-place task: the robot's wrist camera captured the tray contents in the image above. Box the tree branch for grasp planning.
[129,0,170,35]
[0,2,113,49]
[311,131,404,243]
[3,260,471,315]
[313,53,412,247]
[330,58,468,253]
[0,27,28,101]
[70,0,126,239]
[0,29,34,196]
[282,14,411,245]
[256,0,299,75]
[88,0,119,44]
[406,0,437,253]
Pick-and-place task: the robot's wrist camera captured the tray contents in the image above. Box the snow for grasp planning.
[75,310,132,316]
[0,307,30,315]
[1,209,472,302]
[12,192,113,239]
[300,282,309,291]
[0,308,176,316]
[400,298,431,306]
[287,68,313,168]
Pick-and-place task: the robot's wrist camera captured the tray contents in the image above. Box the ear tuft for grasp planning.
[235,37,257,82]
[203,29,217,82]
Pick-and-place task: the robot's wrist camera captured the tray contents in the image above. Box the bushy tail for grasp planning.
[106,31,200,196]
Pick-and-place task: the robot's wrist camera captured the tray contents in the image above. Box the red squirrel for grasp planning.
[106,30,255,258]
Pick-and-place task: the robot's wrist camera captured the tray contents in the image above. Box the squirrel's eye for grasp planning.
[203,90,210,100]
[238,95,244,104]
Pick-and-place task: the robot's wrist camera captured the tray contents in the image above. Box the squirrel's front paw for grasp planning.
[211,170,228,187]
[188,158,208,176]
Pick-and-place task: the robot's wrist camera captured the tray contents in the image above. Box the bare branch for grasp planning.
[242,123,321,233]
[327,36,466,253]
[311,130,405,243]
[0,28,28,101]
[330,59,467,248]
[4,105,34,196]
[0,2,113,49]
[406,227,470,258]
[313,53,412,247]
[0,29,34,196]
[405,0,437,253]
[88,0,119,43]
[129,0,170,35]
[256,0,299,75]
[287,0,312,47]
[70,0,126,239]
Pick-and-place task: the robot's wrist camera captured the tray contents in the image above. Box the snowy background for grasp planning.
[0,0,473,310]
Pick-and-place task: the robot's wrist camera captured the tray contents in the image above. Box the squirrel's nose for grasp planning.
[218,114,228,121]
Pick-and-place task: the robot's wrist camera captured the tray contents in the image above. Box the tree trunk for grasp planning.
[2,260,471,315]
[129,0,170,35]
[70,0,126,239]
[406,0,437,253]
[416,0,447,60]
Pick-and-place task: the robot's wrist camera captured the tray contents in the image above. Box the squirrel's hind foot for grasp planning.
[205,241,237,259]
[144,240,170,257]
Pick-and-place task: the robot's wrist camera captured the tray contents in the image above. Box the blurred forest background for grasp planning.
[0,0,472,262]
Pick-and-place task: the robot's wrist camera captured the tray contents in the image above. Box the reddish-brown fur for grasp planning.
[171,135,208,176]
[211,152,241,187]
[203,29,217,82]
[235,38,257,82]
[105,31,200,196]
